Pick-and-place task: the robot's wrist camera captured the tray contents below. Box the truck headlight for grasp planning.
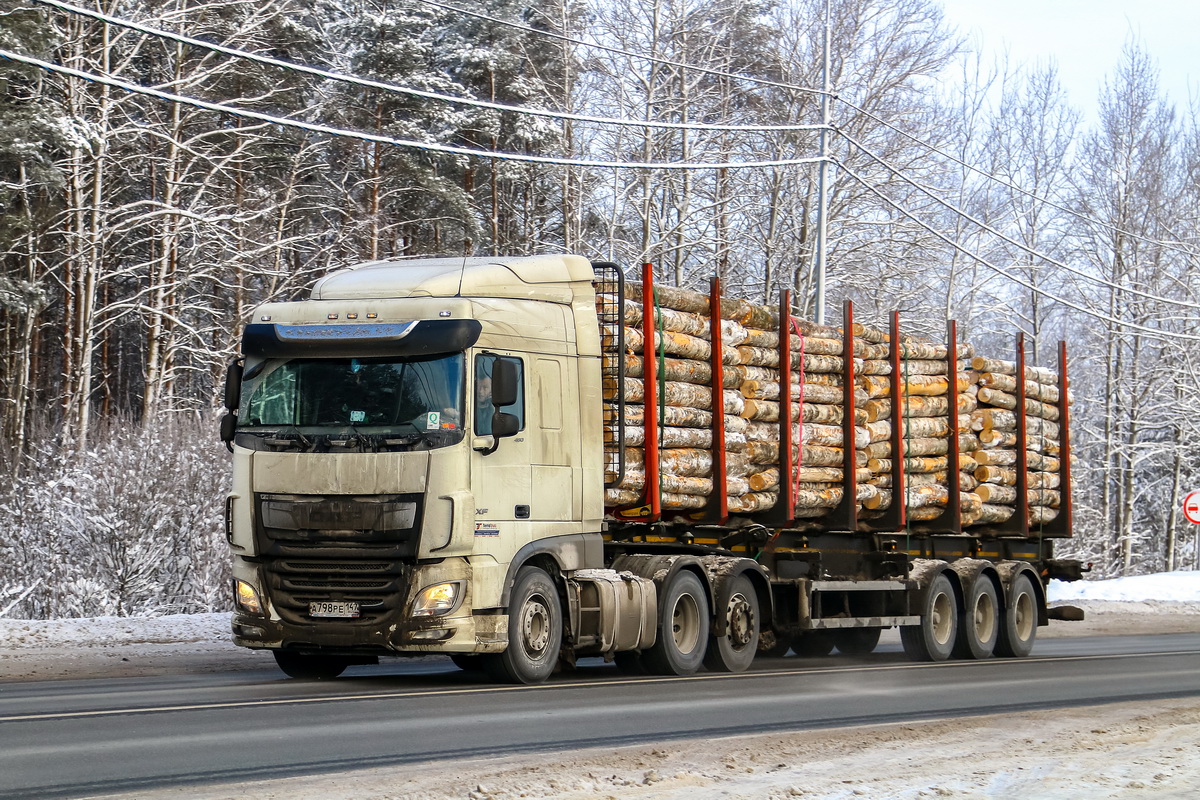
[235,579,263,615]
[412,581,464,617]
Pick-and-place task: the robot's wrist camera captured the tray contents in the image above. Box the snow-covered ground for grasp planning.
[1049,570,1200,603]
[2,573,1197,799]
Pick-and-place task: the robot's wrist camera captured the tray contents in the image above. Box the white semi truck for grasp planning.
[221,254,1082,683]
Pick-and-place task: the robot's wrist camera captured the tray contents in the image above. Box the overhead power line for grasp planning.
[837,130,1200,311]
[834,96,1198,257]
[32,0,827,136]
[835,161,1200,342]
[0,47,826,172]
[425,0,1197,259]
[419,0,828,97]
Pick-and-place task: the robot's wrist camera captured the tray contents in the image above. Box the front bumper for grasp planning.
[231,608,508,655]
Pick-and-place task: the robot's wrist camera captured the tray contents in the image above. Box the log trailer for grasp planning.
[220,254,1083,683]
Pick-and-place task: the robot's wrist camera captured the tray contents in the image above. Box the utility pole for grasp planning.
[813,0,832,324]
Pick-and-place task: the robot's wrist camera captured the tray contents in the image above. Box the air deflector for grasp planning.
[242,319,482,358]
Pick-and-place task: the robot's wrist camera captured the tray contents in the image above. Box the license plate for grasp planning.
[309,601,360,618]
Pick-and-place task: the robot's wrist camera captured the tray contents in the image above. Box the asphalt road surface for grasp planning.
[1,633,1198,799]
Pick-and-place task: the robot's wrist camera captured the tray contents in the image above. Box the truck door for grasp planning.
[471,352,532,524]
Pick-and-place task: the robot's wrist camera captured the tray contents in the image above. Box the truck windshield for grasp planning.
[239,353,465,446]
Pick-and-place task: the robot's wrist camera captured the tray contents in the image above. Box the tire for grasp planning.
[484,566,563,684]
[703,574,761,673]
[831,627,881,656]
[790,631,835,657]
[450,653,485,672]
[643,570,710,676]
[900,572,958,662]
[955,577,1000,659]
[996,573,1038,658]
[273,651,349,680]
[613,651,649,675]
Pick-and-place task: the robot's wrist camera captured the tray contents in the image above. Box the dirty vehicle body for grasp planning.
[222,255,1081,683]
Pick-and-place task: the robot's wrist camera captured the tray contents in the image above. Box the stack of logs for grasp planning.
[967,358,1064,527]
[601,281,1066,531]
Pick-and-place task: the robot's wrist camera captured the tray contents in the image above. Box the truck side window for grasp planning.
[474,354,525,435]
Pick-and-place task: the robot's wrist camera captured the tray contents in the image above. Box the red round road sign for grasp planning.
[1184,491,1200,525]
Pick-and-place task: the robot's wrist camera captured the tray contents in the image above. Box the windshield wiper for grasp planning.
[261,427,314,450]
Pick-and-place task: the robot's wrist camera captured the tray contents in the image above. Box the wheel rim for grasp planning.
[931,590,954,646]
[1013,590,1035,642]
[726,593,755,650]
[671,592,701,653]
[974,591,996,643]
[520,593,552,659]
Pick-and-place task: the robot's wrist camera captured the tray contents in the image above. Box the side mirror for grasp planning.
[224,361,244,411]
[491,412,519,438]
[478,411,519,456]
[220,412,237,452]
[491,358,518,408]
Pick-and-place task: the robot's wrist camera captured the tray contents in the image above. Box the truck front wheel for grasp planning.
[485,566,563,684]
[273,651,349,680]
[644,570,710,676]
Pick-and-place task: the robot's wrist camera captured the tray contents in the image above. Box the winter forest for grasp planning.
[1,0,1198,618]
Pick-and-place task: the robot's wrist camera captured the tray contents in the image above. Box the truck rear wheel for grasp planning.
[484,566,563,684]
[790,631,835,657]
[273,651,349,680]
[900,572,958,662]
[644,570,710,676]
[996,573,1038,658]
[831,627,881,656]
[702,574,760,673]
[955,577,1000,659]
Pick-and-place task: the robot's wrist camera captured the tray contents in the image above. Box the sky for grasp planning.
[938,0,1198,116]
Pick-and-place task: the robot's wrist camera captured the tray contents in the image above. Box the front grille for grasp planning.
[265,557,409,625]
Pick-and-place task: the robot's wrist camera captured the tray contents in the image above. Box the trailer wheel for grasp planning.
[790,631,834,657]
[955,578,1000,659]
[831,627,881,656]
[644,570,710,676]
[484,566,562,684]
[996,573,1038,658]
[900,572,958,662]
[273,651,349,680]
[702,574,760,673]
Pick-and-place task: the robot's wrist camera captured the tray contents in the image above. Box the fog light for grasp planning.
[410,628,454,641]
[412,581,463,617]
[235,580,263,615]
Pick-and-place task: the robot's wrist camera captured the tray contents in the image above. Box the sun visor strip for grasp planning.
[242,319,483,358]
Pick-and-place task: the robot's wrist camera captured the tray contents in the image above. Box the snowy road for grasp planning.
[0,632,1197,799]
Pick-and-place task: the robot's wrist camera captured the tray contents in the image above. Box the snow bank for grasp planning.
[1048,570,1200,603]
[0,612,229,649]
